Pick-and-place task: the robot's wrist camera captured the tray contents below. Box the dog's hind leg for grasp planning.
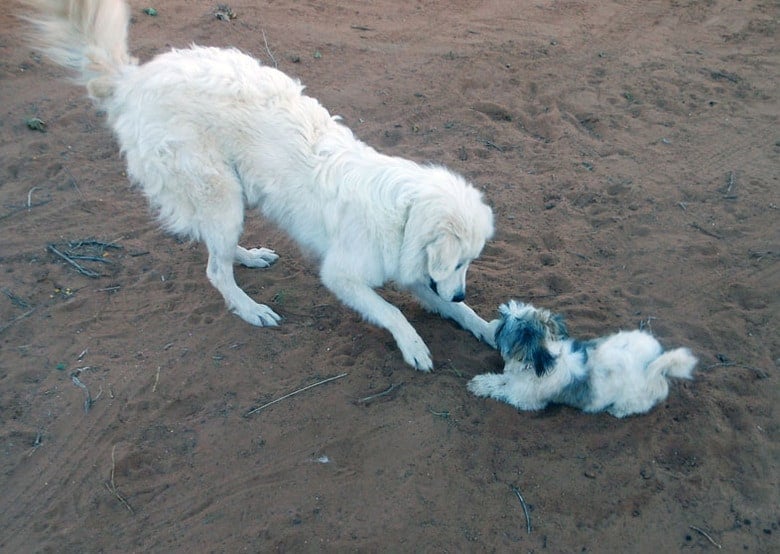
[409,283,496,347]
[203,229,281,327]
[190,174,281,327]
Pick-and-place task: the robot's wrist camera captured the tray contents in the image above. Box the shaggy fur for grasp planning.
[468,301,697,417]
[23,0,496,370]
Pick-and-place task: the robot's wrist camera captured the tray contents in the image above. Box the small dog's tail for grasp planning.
[646,347,697,380]
[22,0,137,101]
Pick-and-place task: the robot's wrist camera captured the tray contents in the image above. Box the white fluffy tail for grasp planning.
[646,348,697,380]
[22,0,136,100]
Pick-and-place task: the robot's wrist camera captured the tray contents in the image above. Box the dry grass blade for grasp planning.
[689,525,721,549]
[511,485,532,533]
[106,445,134,514]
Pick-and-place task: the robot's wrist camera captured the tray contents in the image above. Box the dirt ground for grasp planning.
[1,0,778,551]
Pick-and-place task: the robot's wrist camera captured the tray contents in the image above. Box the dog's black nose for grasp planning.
[452,291,465,303]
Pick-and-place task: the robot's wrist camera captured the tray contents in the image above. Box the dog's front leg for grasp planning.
[320,266,433,371]
[410,284,497,348]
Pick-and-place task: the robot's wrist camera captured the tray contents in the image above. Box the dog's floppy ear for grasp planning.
[425,234,459,281]
[495,303,556,376]
[398,201,438,285]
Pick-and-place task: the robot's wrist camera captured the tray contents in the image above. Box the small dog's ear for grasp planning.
[550,313,569,340]
[530,344,556,377]
[491,317,506,348]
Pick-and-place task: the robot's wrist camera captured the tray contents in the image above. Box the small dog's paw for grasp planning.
[467,373,504,397]
[239,247,279,268]
[233,302,281,327]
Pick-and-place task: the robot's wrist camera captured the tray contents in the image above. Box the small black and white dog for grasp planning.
[468,301,697,417]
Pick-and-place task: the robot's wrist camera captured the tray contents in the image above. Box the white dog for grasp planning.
[468,301,697,417]
[24,0,496,370]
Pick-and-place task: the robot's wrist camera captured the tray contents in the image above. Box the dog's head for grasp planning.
[399,168,493,303]
[493,300,568,376]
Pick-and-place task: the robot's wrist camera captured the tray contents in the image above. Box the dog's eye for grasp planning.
[455,262,464,270]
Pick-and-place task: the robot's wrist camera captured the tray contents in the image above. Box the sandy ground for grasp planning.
[1,0,778,551]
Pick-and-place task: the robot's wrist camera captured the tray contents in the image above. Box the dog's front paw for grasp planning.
[233,301,281,327]
[237,247,279,268]
[482,319,502,349]
[398,336,433,372]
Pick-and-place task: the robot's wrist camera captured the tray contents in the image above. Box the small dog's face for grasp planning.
[494,301,568,376]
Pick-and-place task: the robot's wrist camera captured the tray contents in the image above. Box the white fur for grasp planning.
[468,301,697,417]
[24,0,495,370]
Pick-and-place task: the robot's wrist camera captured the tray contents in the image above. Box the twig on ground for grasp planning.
[47,244,101,278]
[261,29,278,68]
[689,525,721,549]
[0,308,36,334]
[67,239,122,250]
[748,250,774,262]
[0,200,50,222]
[511,485,532,533]
[355,382,403,404]
[721,171,738,199]
[709,70,739,84]
[1,288,32,309]
[62,166,83,198]
[569,251,591,261]
[704,360,768,379]
[66,255,115,264]
[690,222,722,240]
[152,366,161,393]
[96,285,121,293]
[26,430,44,457]
[71,367,93,413]
[725,171,735,194]
[105,445,134,514]
[527,293,559,300]
[480,138,504,151]
[428,408,450,418]
[245,372,348,416]
[639,316,657,332]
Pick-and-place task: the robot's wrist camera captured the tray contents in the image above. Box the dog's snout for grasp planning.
[451,291,465,303]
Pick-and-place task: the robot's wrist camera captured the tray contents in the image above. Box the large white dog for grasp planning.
[24,0,496,370]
